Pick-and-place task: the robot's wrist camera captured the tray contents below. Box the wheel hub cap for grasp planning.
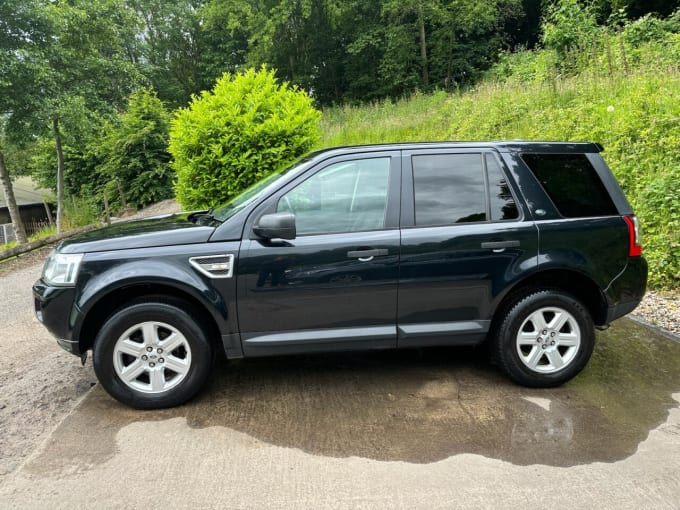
[112,321,192,394]
[516,307,581,374]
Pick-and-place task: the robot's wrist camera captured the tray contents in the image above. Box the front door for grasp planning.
[237,152,401,356]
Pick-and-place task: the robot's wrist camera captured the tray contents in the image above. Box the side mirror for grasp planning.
[253,212,296,240]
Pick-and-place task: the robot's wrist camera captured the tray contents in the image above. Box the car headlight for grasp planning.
[42,251,84,286]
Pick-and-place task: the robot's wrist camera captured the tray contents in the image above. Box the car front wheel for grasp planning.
[93,299,213,409]
[493,289,595,387]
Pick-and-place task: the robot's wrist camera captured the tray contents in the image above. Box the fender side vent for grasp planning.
[189,254,235,279]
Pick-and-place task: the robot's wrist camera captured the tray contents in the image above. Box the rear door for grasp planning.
[397,149,539,347]
[236,151,402,356]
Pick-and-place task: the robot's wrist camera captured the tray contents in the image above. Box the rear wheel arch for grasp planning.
[491,269,608,332]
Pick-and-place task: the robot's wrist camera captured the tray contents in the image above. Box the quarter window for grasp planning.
[521,153,617,218]
[277,157,391,235]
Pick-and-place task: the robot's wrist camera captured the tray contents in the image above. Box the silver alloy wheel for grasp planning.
[515,306,581,374]
[112,321,192,394]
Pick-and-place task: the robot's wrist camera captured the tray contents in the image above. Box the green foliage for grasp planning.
[62,195,101,230]
[542,0,599,59]
[320,25,680,289]
[169,67,321,209]
[98,89,173,208]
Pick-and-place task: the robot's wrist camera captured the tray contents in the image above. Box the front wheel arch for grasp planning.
[77,283,224,356]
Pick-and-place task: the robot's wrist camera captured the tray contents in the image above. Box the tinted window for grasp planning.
[521,153,617,217]
[412,154,486,226]
[486,154,519,221]
[278,157,390,235]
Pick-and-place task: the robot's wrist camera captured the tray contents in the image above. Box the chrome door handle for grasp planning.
[481,240,520,253]
[347,249,389,262]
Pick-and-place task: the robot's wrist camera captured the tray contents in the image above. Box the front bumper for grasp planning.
[33,280,83,356]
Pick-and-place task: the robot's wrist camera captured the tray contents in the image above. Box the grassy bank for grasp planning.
[320,37,680,289]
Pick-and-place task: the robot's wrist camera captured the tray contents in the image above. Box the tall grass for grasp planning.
[319,35,680,289]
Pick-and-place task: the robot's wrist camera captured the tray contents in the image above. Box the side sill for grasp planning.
[398,320,490,348]
[241,326,396,357]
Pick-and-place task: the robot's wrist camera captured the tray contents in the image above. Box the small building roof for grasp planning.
[0,177,54,207]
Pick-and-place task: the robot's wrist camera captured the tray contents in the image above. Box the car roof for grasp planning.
[308,141,603,159]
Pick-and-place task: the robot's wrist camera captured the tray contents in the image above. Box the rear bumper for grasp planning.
[605,256,648,324]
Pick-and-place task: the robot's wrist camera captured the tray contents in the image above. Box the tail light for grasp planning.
[624,215,642,257]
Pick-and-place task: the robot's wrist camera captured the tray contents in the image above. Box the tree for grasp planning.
[0,146,28,244]
[98,89,173,209]
[1,0,142,233]
[0,0,53,243]
[169,67,321,209]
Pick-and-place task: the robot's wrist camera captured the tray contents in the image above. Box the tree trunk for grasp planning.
[418,3,429,89]
[43,199,54,226]
[0,149,28,244]
[116,177,128,209]
[53,117,65,234]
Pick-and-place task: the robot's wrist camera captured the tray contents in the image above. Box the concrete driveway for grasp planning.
[1,263,679,508]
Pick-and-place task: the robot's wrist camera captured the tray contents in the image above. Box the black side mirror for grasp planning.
[253,212,296,240]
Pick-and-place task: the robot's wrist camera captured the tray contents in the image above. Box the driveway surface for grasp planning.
[1,262,679,508]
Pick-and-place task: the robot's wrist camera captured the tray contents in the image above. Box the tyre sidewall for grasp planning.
[497,290,595,387]
[93,302,212,409]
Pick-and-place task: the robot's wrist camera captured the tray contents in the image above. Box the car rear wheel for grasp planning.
[93,300,212,409]
[493,289,595,387]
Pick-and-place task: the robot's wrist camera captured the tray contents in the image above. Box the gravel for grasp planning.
[632,290,680,338]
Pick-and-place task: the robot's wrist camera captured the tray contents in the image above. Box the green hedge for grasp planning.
[169,67,321,209]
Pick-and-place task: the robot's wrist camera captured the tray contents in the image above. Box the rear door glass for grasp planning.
[412,154,486,226]
[486,154,519,221]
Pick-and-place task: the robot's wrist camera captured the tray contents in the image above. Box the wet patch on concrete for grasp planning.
[24,319,680,475]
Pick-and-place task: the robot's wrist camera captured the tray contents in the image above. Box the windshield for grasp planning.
[211,156,312,222]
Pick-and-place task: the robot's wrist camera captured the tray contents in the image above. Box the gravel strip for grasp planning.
[632,290,680,337]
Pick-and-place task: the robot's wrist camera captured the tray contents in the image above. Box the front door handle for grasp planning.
[481,240,520,253]
[347,248,389,261]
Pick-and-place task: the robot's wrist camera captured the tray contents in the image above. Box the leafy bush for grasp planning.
[169,66,321,209]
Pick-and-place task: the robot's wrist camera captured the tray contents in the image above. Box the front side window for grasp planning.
[277,157,391,235]
[412,154,487,226]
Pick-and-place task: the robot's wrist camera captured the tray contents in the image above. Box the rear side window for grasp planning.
[486,154,519,221]
[413,154,486,226]
[412,153,519,226]
[521,153,617,218]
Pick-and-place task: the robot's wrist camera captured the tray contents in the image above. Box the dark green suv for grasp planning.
[33,142,647,409]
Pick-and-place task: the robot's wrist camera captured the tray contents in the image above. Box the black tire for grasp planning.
[93,300,213,409]
[493,289,595,387]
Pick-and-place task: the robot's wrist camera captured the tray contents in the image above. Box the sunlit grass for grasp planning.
[319,58,680,289]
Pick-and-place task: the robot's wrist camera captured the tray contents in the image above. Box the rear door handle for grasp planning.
[481,240,520,252]
[347,249,389,261]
